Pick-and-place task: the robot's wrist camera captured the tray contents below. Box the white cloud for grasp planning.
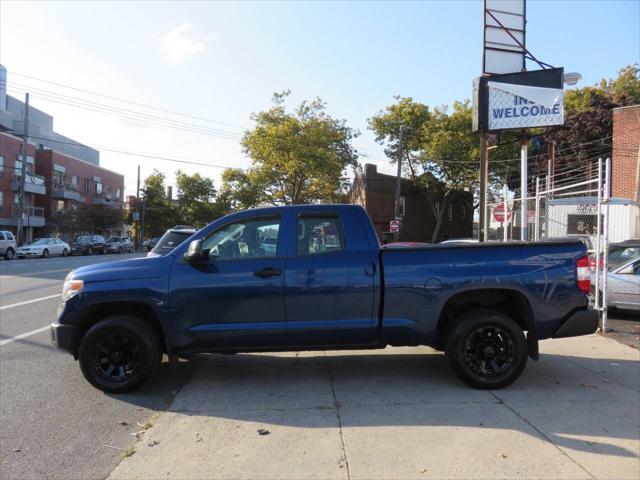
[158,23,205,64]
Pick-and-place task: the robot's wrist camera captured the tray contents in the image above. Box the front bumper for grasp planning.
[16,251,40,257]
[50,322,80,356]
[552,309,599,338]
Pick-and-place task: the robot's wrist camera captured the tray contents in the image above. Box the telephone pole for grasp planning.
[393,125,404,241]
[16,93,30,246]
[136,164,141,249]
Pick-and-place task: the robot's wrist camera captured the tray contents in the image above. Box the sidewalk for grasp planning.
[109,334,640,480]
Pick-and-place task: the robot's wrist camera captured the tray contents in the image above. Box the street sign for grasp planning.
[493,203,512,223]
[389,220,400,233]
[132,212,140,222]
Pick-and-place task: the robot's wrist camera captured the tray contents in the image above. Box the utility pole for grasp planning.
[136,164,141,249]
[393,125,404,241]
[16,93,30,246]
[478,133,488,242]
[550,140,556,192]
[520,131,528,240]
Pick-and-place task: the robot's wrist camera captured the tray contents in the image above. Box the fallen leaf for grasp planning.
[147,440,160,447]
[256,429,270,436]
[119,421,128,426]
[13,448,21,453]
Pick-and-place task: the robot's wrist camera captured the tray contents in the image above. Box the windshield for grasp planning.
[106,238,120,243]
[75,236,90,243]
[151,231,193,255]
[30,239,49,246]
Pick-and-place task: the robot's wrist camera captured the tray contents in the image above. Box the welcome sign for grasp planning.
[472,68,565,133]
[488,82,564,130]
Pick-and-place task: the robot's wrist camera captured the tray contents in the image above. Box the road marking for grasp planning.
[0,326,50,346]
[0,268,70,278]
[0,293,61,311]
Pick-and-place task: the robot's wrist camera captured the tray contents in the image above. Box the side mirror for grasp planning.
[184,239,209,263]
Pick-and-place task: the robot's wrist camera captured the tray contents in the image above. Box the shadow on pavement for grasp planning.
[112,351,640,458]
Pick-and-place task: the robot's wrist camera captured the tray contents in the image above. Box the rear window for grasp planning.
[151,231,193,255]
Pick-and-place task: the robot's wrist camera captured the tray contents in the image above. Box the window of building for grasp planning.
[297,215,345,256]
[448,204,453,221]
[71,176,78,189]
[0,155,4,176]
[399,196,406,217]
[95,182,103,194]
[55,200,65,213]
[84,178,91,193]
[0,191,3,208]
[116,188,121,200]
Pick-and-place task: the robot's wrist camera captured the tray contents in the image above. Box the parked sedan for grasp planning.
[603,257,640,311]
[106,236,133,254]
[16,238,70,258]
[71,235,107,255]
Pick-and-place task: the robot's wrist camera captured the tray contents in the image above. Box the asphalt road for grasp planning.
[0,253,200,480]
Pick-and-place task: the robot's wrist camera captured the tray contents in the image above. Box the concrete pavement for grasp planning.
[109,335,640,480]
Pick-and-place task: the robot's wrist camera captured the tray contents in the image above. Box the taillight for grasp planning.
[576,255,591,294]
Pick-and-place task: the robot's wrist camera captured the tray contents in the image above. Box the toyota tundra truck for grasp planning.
[51,204,598,393]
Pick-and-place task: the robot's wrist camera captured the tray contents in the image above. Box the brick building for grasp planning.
[612,105,640,202]
[351,163,473,243]
[0,65,126,243]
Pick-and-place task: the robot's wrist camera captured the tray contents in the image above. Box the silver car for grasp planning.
[603,257,640,311]
[16,238,71,258]
[0,230,17,260]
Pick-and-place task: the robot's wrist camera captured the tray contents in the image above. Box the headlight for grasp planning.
[62,274,84,302]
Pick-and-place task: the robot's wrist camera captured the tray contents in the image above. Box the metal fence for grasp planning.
[485,158,618,331]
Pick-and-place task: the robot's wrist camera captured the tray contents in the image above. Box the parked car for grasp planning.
[16,238,70,258]
[52,204,597,393]
[106,236,133,254]
[0,230,17,260]
[593,256,640,312]
[589,239,640,270]
[71,235,106,255]
[144,237,160,251]
[148,226,196,257]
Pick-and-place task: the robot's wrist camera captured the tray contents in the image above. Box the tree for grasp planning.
[174,170,227,227]
[85,205,125,233]
[226,91,358,206]
[140,170,176,238]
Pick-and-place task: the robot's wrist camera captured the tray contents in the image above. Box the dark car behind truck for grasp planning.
[71,235,107,255]
[51,204,598,393]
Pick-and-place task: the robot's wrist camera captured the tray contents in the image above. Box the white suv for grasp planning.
[0,230,17,260]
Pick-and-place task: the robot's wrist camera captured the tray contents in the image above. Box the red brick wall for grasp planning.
[34,149,125,218]
[612,105,640,201]
[0,132,36,224]
[351,164,473,243]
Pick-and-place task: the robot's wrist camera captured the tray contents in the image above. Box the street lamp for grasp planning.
[563,72,582,86]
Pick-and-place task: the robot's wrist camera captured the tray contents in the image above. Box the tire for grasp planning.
[100,247,105,255]
[87,246,93,255]
[118,246,122,254]
[4,248,14,260]
[62,248,68,257]
[445,309,528,390]
[78,315,162,393]
[42,249,49,258]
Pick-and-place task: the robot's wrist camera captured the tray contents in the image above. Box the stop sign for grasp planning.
[493,203,512,223]
[389,220,400,233]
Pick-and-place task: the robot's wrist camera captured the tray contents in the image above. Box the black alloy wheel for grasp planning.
[4,248,14,260]
[446,309,527,389]
[78,316,161,393]
[42,249,49,258]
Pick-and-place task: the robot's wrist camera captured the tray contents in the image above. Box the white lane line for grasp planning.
[0,326,50,346]
[0,293,61,311]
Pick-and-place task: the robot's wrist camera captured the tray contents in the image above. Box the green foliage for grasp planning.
[228,91,358,206]
[140,170,177,238]
[54,205,124,238]
[175,170,227,228]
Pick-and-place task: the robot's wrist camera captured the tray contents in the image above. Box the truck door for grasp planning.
[284,209,376,346]
[168,214,287,349]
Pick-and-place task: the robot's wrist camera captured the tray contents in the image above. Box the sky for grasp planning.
[0,0,638,197]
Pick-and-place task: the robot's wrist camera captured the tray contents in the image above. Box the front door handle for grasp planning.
[254,267,282,278]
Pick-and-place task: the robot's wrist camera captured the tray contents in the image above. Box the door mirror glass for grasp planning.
[184,239,209,263]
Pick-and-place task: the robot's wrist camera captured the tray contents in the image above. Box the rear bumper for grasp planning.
[552,309,599,338]
[50,322,80,356]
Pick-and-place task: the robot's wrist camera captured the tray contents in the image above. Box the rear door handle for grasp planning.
[254,267,282,278]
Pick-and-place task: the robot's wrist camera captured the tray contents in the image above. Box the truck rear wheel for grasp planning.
[78,315,161,393]
[445,309,527,389]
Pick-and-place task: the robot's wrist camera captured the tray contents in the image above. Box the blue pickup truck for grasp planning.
[51,204,598,393]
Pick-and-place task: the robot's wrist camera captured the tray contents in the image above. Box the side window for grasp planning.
[0,232,5,240]
[6,232,14,241]
[203,216,280,261]
[297,216,345,256]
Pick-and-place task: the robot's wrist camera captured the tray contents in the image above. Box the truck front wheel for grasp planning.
[446,310,527,389]
[78,315,161,393]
